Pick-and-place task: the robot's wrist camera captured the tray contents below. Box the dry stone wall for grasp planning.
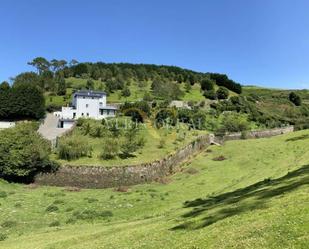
[35,126,294,189]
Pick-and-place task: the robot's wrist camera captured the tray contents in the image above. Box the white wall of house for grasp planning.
[0,121,15,129]
[54,91,116,121]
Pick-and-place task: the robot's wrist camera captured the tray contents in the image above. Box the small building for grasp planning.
[54,90,117,128]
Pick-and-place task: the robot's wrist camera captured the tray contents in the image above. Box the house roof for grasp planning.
[73,90,106,98]
[100,105,118,110]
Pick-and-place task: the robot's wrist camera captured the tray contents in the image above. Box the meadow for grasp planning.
[0,129,308,248]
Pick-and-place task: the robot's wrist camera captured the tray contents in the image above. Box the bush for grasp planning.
[289,92,301,106]
[0,191,7,198]
[204,90,217,100]
[218,112,250,133]
[1,220,17,228]
[0,123,58,182]
[58,135,93,160]
[45,204,59,212]
[49,221,61,227]
[101,137,119,159]
[216,87,229,100]
[200,78,215,91]
[0,233,8,241]
[120,126,145,158]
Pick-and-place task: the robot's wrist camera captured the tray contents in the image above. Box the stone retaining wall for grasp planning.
[35,126,294,189]
[35,135,211,188]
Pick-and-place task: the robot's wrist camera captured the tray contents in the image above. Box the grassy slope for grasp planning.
[46,77,241,106]
[53,123,207,167]
[0,129,309,248]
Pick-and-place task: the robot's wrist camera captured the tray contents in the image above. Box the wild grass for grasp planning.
[0,129,308,248]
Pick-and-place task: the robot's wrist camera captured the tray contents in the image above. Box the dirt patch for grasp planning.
[212,155,227,161]
[64,187,81,192]
[185,168,199,175]
[114,186,130,192]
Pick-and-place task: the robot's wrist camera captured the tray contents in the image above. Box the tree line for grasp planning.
[17,57,242,96]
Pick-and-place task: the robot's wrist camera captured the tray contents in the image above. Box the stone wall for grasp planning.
[35,126,294,189]
[35,135,211,188]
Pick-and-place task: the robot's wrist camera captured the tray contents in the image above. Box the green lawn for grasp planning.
[53,122,207,167]
[0,129,308,248]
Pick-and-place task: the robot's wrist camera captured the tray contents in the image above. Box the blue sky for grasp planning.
[1,0,309,89]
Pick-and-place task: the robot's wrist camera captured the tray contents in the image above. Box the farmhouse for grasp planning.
[54,90,117,128]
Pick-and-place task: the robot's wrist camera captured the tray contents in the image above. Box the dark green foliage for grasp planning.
[0,233,8,241]
[216,87,229,99]
[86,79,94,90]
[120,101,151,122]
[0,191,7,198]
[0,123,58,182]
[201,78,215,91]
[28,57,50,75]
[209,73,242,94]
[289,92,301,106]
[1,220,17,228]
[151,79,184,100]
[45,204,59,212]
[57,76,66,95]
[155,108,177,127]
[204,90,217,100]
[49,221,61,227]
[121,86,131,97]
[72,209,113,221]
[0,83,45,120]
[217,113,250,133]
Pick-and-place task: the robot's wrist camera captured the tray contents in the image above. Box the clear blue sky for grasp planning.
[1,0,309,89]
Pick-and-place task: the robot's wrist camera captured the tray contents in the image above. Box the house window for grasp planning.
[73,113,76,118]
[81,113,84,116]
[86,113,89,116]
[86,104,89,108]
[107,110,110,115]
[100,109,103,115]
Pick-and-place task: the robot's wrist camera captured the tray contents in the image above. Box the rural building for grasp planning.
[54,90,117,128]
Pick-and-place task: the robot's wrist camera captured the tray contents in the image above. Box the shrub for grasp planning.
[0,123,58,182]
[200,78,215,91]
[0,191,7,198]
[45,204,59,212]
[49,221,60,227]
[120,126,145,158]
[218,112,250,133]
[216,86,229,100]
[101,137,119,159]
[212,155,227,161]
[0,233,7,241]
[204,90,217,100]
[1,220,17,228]
[58,135,93,160]
[289,92,302,106]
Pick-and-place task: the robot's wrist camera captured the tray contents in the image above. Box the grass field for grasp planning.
[53,122,207,167]
[45,77,241,107]
[0,129,308,248]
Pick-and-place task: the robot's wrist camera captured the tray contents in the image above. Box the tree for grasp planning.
[185,82,192,92]
[51,59,67,72]
[10,83,45,119]
[0,82,11,117]
[57,76,66,95]
[120,125,145,158]
[121,86,131,98]
[204,89,217,100]
[289,92,301,106]
[201,78,215,91]
[13,72,40,88]
[86,79,94,90]
[28,57,50,75]
[216,86,229,100]
[0,123,58,182]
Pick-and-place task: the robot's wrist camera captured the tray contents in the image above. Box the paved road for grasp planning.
[38,113,69,141]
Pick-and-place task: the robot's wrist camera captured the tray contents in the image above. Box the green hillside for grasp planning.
[0,129,308,248]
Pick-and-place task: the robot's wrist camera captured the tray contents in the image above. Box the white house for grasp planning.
[54,90,117,128]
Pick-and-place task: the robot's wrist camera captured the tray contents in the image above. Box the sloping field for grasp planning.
[0,129,308,248]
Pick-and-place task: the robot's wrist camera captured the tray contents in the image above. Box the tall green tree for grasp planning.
[28,57,50,75]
